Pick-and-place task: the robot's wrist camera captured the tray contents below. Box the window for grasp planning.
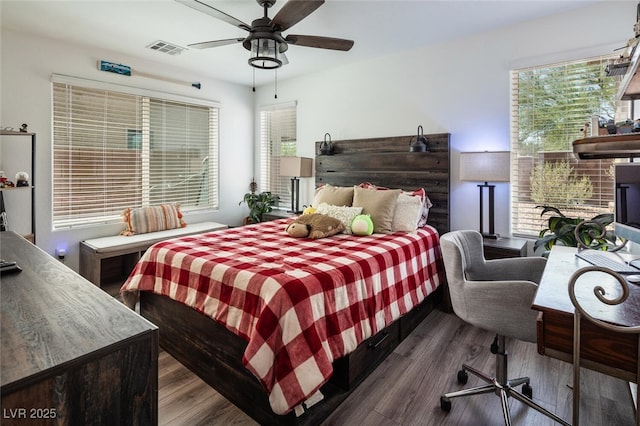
[52,76,218,229]
[510,55,627,236]
[258,102,297,210]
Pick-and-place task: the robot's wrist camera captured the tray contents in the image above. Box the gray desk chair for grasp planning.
[568,266,640,426]
[439,230,569,426]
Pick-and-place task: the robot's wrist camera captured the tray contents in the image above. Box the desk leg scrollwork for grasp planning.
[568,266,639,426]
[574,219,627,252]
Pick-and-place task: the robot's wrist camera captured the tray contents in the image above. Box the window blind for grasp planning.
[510,55,626,237]
[52,80,218,229]
[258,103,297,210]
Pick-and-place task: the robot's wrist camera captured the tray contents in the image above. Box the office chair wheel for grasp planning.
[522,383,533,398]
[440,396,452,412]
[457,369,468,384]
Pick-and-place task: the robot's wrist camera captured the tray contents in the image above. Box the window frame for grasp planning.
[257,101,298,211]
[510,55,626,238]
[51,74,220,229]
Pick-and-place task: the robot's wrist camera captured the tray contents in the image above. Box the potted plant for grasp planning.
[534,205,615,256]
[240,191,279,224]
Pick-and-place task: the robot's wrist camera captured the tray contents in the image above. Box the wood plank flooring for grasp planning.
[157,308,636,425]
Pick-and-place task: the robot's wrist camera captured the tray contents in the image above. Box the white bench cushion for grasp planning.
[83,222,227,253]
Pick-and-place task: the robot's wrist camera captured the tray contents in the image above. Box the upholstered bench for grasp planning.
[79,221,227,287]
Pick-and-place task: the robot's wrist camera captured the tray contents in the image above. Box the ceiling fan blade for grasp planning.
[285,34,354,51]
[175,0,251,31]
[188,38,245,49]
[272,0,325,32]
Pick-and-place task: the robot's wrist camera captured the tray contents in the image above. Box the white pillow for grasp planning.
[315,203,363,234]
[391,193,423,232]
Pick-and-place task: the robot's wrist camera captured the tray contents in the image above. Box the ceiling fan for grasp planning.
[176,0,354,70]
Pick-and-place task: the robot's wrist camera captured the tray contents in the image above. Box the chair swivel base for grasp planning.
[440,336,570,426]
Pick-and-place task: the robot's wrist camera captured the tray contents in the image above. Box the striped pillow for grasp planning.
[121,204,186,235]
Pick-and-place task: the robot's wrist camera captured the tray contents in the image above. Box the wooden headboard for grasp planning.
[315,133,450,235]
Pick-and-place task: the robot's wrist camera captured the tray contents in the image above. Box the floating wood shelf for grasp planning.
[573,133,640,159]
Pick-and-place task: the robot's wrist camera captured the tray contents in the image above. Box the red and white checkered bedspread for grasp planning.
[121,218,443,415]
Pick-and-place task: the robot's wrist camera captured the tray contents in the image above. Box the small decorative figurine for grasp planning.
[15,171,29,187]
[19,123,28,133]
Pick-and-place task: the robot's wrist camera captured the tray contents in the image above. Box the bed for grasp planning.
[121,133,450,425]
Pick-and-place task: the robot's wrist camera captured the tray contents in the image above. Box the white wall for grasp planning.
[0,29,254,271]
[1,2,635,273]
[253,1,635,236]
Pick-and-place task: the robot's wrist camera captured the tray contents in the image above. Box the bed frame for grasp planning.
[139,133,450,425]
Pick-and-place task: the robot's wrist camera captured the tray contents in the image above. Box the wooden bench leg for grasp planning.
[79,244,101,287]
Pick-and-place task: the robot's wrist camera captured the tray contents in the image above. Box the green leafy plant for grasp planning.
[530,161,593,207]
[240,191,279,223]
[534,205,615,255]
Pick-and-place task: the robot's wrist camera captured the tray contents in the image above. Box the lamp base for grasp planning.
[482,232,500,240]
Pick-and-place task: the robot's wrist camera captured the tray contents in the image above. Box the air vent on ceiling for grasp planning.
[146,40,186,56]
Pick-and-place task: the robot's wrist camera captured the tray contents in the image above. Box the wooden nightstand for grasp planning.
[262,210,297,221]
[483,236,528,259]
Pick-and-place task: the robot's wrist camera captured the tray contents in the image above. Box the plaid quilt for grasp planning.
[121,218,443,415]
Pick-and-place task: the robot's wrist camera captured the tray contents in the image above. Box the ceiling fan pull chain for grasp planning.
[274,69,278,99]
[253,68,256,92]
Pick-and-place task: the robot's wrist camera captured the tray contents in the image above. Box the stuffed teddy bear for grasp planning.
[285,213,345,239]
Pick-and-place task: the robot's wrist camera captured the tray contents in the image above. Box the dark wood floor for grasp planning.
[157,308,636,425]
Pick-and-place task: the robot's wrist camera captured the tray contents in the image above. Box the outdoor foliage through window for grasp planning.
[511,55,627,236]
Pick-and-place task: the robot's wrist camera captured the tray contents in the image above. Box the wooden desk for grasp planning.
[1,231,158,425]
[532,246,640,383]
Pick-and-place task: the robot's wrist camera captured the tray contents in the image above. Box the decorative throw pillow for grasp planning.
[315,202,363,234]
[391,193,424,232]
[352,186,401,234]
[417,195,434,228]
[359,182,432,228]
[121,204,186,235]
[312,184,354,207]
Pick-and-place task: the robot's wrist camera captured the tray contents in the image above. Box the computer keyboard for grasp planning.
[575,250,640,274]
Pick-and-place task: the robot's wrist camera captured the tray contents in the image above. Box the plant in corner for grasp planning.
[240,191,279,224]
[534,205,615,256]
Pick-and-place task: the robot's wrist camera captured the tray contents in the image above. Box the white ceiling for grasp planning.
[1,0,602,87]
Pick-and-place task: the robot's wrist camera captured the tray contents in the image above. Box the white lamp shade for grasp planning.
[459,151,511,182]
[279,156,313,178]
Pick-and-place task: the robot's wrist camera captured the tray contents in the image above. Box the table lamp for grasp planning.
[279,156,313,214]
[460,151,510,239]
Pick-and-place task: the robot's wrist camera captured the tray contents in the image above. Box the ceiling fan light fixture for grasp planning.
[248,37,282,69]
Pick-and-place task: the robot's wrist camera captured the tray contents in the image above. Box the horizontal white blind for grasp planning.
[259,105,297,210]
[148,99,216,207]
[52,82,218,228]
[511,55,625,236]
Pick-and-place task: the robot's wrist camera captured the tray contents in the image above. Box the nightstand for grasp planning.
[262,210,297,221]
[483,236,528,259]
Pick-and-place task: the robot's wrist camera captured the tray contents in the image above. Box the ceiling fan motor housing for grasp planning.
[256,0,276,8]
[242,17,288,54]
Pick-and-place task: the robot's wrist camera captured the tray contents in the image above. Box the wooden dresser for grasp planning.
[1,232,158,425]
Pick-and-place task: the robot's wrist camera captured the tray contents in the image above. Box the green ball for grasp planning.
[351,214,374,236]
